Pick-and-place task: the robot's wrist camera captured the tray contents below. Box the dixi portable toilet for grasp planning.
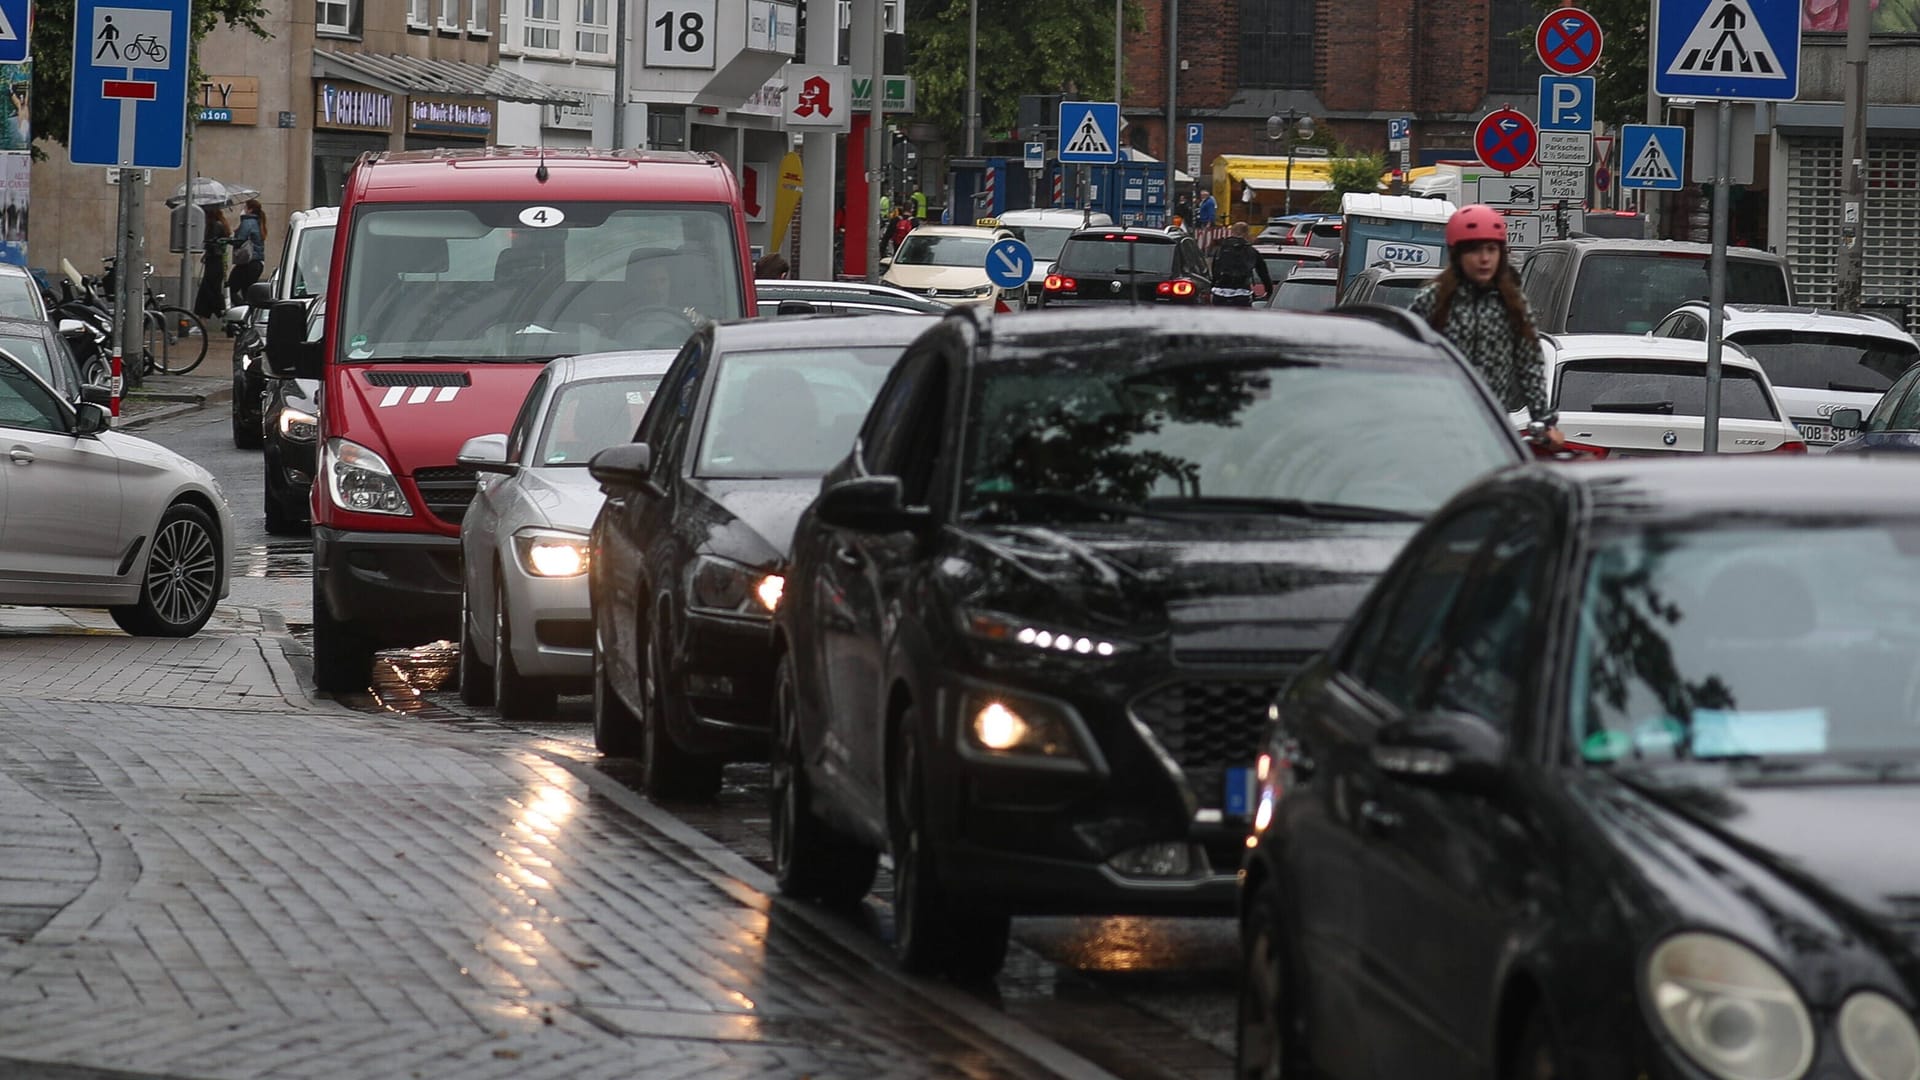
[1338,193,1457,294]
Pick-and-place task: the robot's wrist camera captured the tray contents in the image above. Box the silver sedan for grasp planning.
[0,345,232,636]
[456,350,675,719]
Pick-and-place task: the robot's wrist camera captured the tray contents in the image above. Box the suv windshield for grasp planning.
[1728,331,1914,393]
[1573,522,1920,765]
[697,346,899,478]
[1003,226,1076,261]
[290,224,336,300]
[1568,253,1790,334]
[1556,359,1776,420]
[961,348,1514,521]
[893,234,996,268]
[535,374,664,466]
[338,203,743,360]
[1056,237,1178,276]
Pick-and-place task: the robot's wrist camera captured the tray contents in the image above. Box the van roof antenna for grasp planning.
[535,145,550,183]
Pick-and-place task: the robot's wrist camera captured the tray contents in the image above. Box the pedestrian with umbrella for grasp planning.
[227,197,266,306]
[193,207,231,319]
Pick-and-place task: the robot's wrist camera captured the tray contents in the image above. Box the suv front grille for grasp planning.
[413,465,478,525]
[1129,680,1290,808]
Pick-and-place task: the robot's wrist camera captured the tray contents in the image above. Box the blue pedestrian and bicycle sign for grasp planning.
[1654,0,1801,101]
[1618,124,1687,190]
[69,0,192,169]
[985,238,1035,290]
[0,0,33,64]
[1058,100,1121,165]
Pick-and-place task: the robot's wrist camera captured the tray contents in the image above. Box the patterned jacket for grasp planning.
[1409,279,1549,420]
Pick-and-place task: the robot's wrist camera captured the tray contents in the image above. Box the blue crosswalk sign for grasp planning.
[985,239,1034,290]
[69,0,193,169]
[1059,101,1121,165]
[0,0,32,64]
[1619,124,1687,191]
[1655,0,1800,101]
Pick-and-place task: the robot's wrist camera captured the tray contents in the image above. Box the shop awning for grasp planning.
[1121,147,1194,184]
[312,50,586,106]
[1240,175,1333,192]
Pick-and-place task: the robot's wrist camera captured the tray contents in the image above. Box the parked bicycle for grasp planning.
[49,257,208,377]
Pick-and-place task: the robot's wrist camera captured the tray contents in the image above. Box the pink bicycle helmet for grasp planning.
[1446,204,1507,248]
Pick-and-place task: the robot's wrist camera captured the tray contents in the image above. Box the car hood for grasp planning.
[505,467,606,533]
[336,363,547,474]
[957,517,1416,654]
[882,265,991,292]
[686,476,822,566]
[1601,766,1920,987]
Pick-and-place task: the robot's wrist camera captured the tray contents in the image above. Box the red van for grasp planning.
[266,149,754,690]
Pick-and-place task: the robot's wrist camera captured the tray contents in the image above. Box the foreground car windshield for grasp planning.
[1567,254,1789,334]
[338,203,744,359]
[893,235,995,267]
[960,351,1513,520]
[534,375,664,466]
[1729,331,1913,392]
[1574,522,1920,764]
[697,346,898,477]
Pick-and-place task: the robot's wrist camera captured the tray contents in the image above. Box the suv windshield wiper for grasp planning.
[967,488,1185,523]
[1587,399,1675,414]
[1145,495,1422,522]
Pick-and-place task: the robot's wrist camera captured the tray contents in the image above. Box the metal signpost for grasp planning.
[71,0,194,404]
[1654,0,1800,452]
[1388,117,1411,174]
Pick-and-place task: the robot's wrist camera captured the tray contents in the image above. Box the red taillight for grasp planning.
[1558,441,1611,459]
[1044,274,1075,291]
[1155,279,1196,297]
[1770,440,1809,454]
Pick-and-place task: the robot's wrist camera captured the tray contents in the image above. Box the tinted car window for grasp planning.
[1371,278,1433,308]
[0,277,44,320]
[0,330,63,390]
[1572,522,1920,763]
[1567,254,1790,334]
[960,353,1516,520]
[698,346,898,477]
[893,234,996,267]
[1270,278,1338,312]
[290,224,337,300]
[1352,506,1500,710]
[537,375,664,465]
[0,357,68,433]
[1556,360,1777,421]
[1431,514,1544,728]
[1521,251,1564,312]
[1057,237,1178,276]
[1727,331,1912,393]
[1867,367,1920,432]
[505,368,551,464]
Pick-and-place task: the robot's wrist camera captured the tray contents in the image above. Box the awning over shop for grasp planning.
[1240,175,1333,192]
[311,50,586,106]
[1121,147,1194,184]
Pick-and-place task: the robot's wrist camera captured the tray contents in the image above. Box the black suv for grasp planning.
[1038,227,1210,307]
[769,307,1527,979]
[1340,263,1440,308]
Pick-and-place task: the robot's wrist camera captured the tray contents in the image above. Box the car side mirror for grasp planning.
[1371,709,1506,791]
[245,280,275,306]
[776,299,817,316]
[1831,407,1863,432]
[80,384,113,408]
[588,442,665,499]
[456,433,515,475]
[265,300,320,379]
[814,475,932,534]
[879,257,893,270]
[73,401,111,435]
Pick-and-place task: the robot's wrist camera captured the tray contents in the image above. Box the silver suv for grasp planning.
[1653,303,1920,450]
[1517,237,1793,335]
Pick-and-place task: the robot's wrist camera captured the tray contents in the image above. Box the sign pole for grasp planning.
[113,169,143,394]
[178,112,194,324]
[1704,99,1731,455]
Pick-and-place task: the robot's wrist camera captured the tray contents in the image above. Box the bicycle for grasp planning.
[122,34,167,63]
[61,257,210,376]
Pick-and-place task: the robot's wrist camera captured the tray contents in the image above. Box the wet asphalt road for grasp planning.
[143,397,1242,1080]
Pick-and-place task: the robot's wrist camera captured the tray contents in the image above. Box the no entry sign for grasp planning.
[1476,108,1539,175]
[1537,7,1604,76]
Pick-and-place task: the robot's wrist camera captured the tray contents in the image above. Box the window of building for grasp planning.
[408,0,431,27]
[1489,0,1545,94]
[316,0,357,34]
[648,108,685,151]
[524,0,561,50]
[469,0,492,33]
[577,0,610,54]
[440,0,461,29]
[1238,0,1314,90]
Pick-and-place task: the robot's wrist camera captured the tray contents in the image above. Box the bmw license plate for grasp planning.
[1224,766,1255,817]
[1794,422,1845,446]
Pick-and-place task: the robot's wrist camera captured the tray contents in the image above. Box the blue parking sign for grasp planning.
[69,0,193,169]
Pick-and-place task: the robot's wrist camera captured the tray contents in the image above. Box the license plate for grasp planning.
[1795,422,1840,445]
[1224,766,1255,817]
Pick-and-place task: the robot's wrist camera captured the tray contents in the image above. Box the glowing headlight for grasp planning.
[513,529,590,578]
[277,406,318,442]
[974,702,1029,750]
[1839,991,1920,1080]
[324,437,411,516]
[1645,933,1813,1080]
[964,696,1076,758]
[961,610,1126,657]
[688,556,781,616]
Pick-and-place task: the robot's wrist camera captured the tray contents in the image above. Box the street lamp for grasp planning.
[1267,110,1316,216]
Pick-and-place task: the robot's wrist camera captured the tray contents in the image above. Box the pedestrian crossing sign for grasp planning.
[1058,100,1120,165]
[1654,0,1800,101]
[1619,124,1686,191]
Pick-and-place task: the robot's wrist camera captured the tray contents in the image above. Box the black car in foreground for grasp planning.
[770,307,1526,979]
[587,314,935,800]
[261,299,324,534]
[1039,227,1212,307]
[1240,457,1920,1080]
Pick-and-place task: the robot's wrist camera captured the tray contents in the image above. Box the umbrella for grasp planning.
[164,177,261,208]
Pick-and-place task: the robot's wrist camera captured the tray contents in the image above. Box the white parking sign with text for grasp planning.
[1539,131,1592,166]
[1505,214,1541,249]
[1541,166,1586,201]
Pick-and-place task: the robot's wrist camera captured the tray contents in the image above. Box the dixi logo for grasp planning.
[1379,245,1430,264]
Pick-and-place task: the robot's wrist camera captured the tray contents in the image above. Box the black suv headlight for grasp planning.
[957,691,1096,770]
[687,555,783,616]
[960,609,1134,658]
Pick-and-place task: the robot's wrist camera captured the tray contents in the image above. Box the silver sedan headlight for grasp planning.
[512,528,590,578]
[1839,991,1920,1080]
[1645,932,1813,1080]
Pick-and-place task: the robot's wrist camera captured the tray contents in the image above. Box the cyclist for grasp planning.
[1408,204,1561,447]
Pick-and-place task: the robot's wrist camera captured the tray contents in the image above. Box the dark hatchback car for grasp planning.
[1252,243,1335,291]
[770,307,1527,979]
[587,315,934,800]
[1266,266,1340,312]
[1039,227,1211,307]
[1340,263,1440,308]
[1240,458,1920,1080]
[262,300,324,534]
